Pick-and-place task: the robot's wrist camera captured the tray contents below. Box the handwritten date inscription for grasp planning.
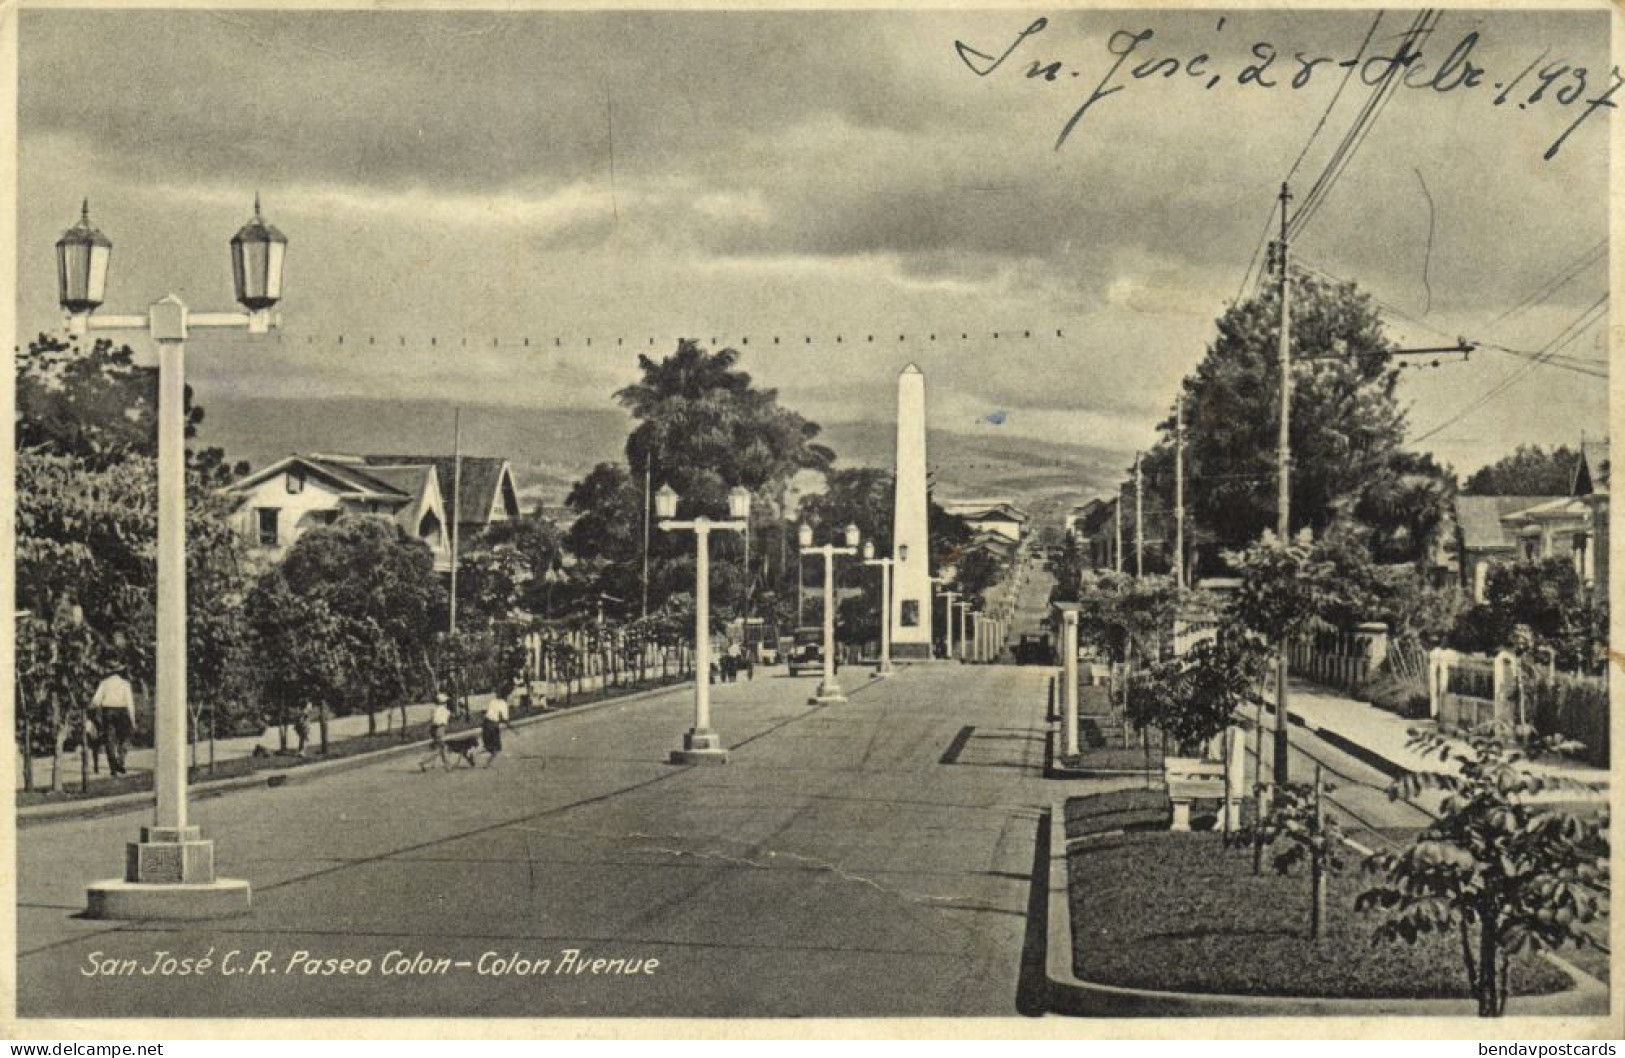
[956,18,1618,161]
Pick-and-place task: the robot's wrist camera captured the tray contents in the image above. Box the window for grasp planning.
[900,600,920,627]
[286,471,304,494]
[256,508,280,547]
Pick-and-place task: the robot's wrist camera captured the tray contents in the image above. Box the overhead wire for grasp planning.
[1410,293,1609,443]
[1289,9,1440,241]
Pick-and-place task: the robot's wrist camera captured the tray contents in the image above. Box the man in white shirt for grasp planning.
[418,694,453,772]
[91,665,135,776]
[481,688,519,767]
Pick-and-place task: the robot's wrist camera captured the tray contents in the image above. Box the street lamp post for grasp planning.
[656,484,751,765]
[800,522,861,704]
[64,198,285,920]
[861,541,894,677]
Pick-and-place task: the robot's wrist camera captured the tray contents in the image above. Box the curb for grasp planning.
[1044,799,1607,1017]
[18,679,691,827]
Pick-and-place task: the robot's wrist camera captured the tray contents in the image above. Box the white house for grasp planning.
[940,499,1030,545]
[224,454,453,571]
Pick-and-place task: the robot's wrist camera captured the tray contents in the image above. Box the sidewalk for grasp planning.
[1277,677,1610,791]
[17,675,649,793]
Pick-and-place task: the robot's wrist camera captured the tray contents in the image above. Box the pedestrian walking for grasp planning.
[481,687,519,767]
[725,640,742,683]
[418,694,453,772]
[294,702,313,757]
[91,663,135,776]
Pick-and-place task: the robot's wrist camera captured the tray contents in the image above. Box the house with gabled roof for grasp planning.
[223,454,452,571]
[361,455,522,541]
[1451,436,1609,602]
[940,498,1030,545]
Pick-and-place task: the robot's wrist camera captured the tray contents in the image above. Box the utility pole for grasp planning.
[449,407,462,637]
[641,459,651,619]
[1134,451,1144,577]
[1273,181,1294,784]
[1114,484,1123,574]
[1174,397,1185,590]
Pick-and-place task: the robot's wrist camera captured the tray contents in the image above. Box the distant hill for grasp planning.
[198,395,1123,527]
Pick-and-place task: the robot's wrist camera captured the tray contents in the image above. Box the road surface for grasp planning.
[19,648,1088,1018]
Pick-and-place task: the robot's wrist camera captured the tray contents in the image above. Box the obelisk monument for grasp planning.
[891,364,932,658]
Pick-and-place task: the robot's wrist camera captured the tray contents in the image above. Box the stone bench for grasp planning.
[1164,757,1237,832]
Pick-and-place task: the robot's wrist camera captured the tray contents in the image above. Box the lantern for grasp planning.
[56,200,111,314]
[843,524,861,549]
[230,194,288,312]
[862,541,874,561]
[727,486,751,521]
[654,483,679,521]
[798,523,813,549]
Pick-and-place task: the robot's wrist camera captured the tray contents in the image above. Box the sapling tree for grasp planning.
[1245,770,1346,939]
[1357,728,1610,1017]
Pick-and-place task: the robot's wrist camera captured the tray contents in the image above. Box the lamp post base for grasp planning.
[85,826,251,920]
[810,681,847,705]
[670,728,730,765]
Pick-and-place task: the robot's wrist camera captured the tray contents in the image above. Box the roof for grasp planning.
[226,454,410,503]
[941,499,1030,523]
[1574,439,1610,497]
[1454,495,1566,550]
[363,455,519,527]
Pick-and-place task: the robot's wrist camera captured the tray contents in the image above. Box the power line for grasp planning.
[1285,11,1385,187]
[1487,238,1606,328]
[1297,257,1608,378]
[266,328,1071,350]
[1290,10,1440,241]
[1410,293,1608,443]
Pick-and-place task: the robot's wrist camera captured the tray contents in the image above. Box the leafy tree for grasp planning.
[458,510,565,624]
[953,548,1003,603]
[1226,530,1356,643]
[17,333,246,483]
[1247,777,1347,940]
[619,340,835,510]
[1128,628,1269,754]
[247,516,441,734]
[1174,272,1410,554]
[1359,729,1609,1017]
[800,467,894,553]
[1449,559,1590,669]
[1463,445,1580,497]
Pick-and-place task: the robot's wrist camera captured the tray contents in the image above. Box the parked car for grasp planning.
[787,626,825,676]
[1014,633,1053,666]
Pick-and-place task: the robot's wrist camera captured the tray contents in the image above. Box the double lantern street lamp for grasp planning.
[798,522,861,704]
[655,483,751,765]
[60,198,288,920]
[860,542,896,677]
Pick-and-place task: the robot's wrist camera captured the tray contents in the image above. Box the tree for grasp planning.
[15,332,256,778]
[1174,272,1412,555]
[567,341,838,622]
[17,333,245,483]
[1449,558,1590,669]
[1358,729,1609,1017]
[1463,445,1580,497]
[1248,774,1347,940]
[1128,628,1269,754]
[619,340,835,510]
[248,516,441,734]
[1226,531,1357,643]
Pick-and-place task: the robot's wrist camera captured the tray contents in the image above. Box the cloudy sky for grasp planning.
[16,6,1611,480]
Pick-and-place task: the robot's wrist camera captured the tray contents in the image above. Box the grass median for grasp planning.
[1064,789,1572,1001]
